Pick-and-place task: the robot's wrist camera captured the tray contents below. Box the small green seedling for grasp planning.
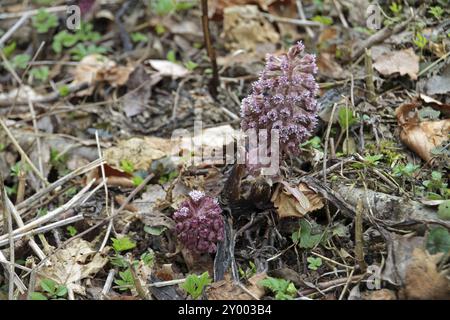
[30,278,68,300]
[112,236,136,253]
[58,85,70,97]
[338,107,357,130]
[239,261,257,280]
[69,43,108,61]
[312,15,333,26]
[11,54,30,70]
[389,3,402,15]
[428,6,444,20]
[259,277,297,300]
[166,50,177,63]
[307,257,322,271]
[413,33,428,50]
[66,225,77,237]
[393,163,420,177]
[131,32,148,44]
[32,9,58,33]
[184,60,198,71]
[30,66,49,82]
[291,219,323,249]
[301,136,322,150]
[120,159,134,175]
[181,272,212,300]
[438,200,450,221]
[114,268,135,291]
[426,227,450,255]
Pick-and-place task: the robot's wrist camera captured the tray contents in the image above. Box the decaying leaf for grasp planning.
[365,289,397,300]
[209,0,269,18]
[104,137,174,171]
[222,5,279,54]
[146,59,189,79]
[395,101,450,161]
[37,239,109,295]
[271,181,324,219]
[402,248,449,299]
[72,54,134,96]
[206,273,266,300]
[424,63,450,96]
[317,52,350,79]
[373,48,419,80]
[122,65,162,117]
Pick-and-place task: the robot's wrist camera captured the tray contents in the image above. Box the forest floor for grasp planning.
[0,0,449,300]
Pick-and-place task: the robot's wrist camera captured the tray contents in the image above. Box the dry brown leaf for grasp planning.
[271,182,324,218]
[366,289,397,300]
[209,0,269,18]
[222,5,279,54]
[104,137,174,171]
[373,48,419,80]
[72,54,134,96]
[403,248,450,299]
[206,273,266,300]
[37,239,109,295]
[317,52,350,79]
[395,102,450,161]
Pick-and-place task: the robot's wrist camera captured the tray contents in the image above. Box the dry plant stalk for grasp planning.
[355,199,367,272]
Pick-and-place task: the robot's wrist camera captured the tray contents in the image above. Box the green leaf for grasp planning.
[364,154,383,165]
[30,292,48,300]
[426,227,450,254]
[120,159,134,174]
[181,272,212,299]
[1,41,16,58]
[58,85,70,97]
[30,66,49,82]
[338,107,357,130]
[132,175,144,187]
[32,9,58,33]
[110,254,128,268]
[166,50,177,63]
[312,15,333,26]
[131,32,148,43]
[259,277,296,300]
[307,257,322,270]
[294,219,323,249]
[55,285,68,297]
[143,225,166,236]
[40,278,56,294]
[66,225,77,237]
[437,200,450,221]
[114,268,135,291]
[112,236,136,252]
[12,54,31,69]
[184,60,198,71]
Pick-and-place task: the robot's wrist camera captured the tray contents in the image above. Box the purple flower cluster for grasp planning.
[240,42,319,155]
[173,191,224,254]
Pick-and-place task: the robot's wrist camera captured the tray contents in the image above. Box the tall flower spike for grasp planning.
[173,191,224,254]
[241,41,319,156]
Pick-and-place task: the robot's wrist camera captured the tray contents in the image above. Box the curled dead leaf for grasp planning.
[395,101,450,161]
[72,54,134,96]
[271,182,324,219]
[403,248,449,300]
[37,239,109,296]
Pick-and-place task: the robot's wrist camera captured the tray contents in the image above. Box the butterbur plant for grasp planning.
[240,41,319,159]
[173,191,224,254]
